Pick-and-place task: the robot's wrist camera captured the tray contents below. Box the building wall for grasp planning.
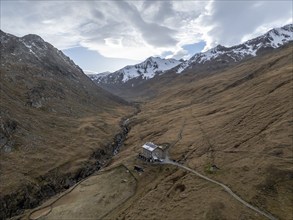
[152,148,164,159]
[142,148,152,158]
[141,145,165,160]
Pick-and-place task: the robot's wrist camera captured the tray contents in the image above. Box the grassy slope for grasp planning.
[0,51,133,218]
[105,44,293,219]
[29,165,137,220]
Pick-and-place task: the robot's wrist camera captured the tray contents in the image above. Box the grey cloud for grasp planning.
[0,0,191,53]
[156,1,175,22]
[79,21,124,40]
[1,0,291,61]
[170,49,189,60]
[90,9,105,20]
[115,1,178,47]
[202,1,292,47]
[141,1,153,10]
[141,1,176,23]
[140,23,177,47]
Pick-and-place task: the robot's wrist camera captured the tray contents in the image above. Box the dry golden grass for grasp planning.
[0,55,133,218]
[28,165,136,220]
[105,44,293,220]
[3,44,292,220]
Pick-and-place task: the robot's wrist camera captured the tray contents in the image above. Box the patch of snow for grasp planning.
[88,71,112,82]
[29,48,38,57]
[21,40,42,59]
[177,61,191,74]
[267,27,293,48]
[22,41,32,49]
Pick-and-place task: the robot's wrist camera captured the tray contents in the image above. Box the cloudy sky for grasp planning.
[1,0,292,73]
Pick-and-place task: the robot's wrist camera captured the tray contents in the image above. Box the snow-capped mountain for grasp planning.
[90,57,182,84]
[87,71,111,80]
[177,24,293,73]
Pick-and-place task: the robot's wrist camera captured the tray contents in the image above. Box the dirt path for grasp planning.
[163,157,278,220]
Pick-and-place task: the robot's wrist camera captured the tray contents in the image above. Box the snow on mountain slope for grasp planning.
[177,24,293,73]
[87,71,111,80]
[90,57,182,84]
[120,57,181,82]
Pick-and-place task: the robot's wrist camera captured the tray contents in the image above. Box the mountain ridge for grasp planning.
[90,24,292,87]
[176,23,293,73]
[89,56,182,84]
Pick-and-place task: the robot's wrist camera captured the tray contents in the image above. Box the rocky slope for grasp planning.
[0,30,133,219]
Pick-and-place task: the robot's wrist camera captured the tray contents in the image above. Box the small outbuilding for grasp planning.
[140,142,164,162]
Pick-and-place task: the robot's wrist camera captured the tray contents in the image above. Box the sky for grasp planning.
[1,0,292,73]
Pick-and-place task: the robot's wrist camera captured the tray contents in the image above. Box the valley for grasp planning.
[0,24,292,220]
[16,42,293,220]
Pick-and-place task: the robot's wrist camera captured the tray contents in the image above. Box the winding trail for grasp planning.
[163,157,278,220]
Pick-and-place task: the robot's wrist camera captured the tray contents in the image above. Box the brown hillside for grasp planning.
[24,42,292,220]
[3,36,292,220]
[0,31,133,218]
[103,43,293,219]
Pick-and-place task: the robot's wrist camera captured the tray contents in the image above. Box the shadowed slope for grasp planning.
[0,31,133,218]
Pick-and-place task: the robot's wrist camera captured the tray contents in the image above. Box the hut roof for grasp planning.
[142,142,158,152]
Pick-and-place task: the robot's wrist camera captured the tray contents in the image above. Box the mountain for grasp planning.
[5,25,293,220]
[102,42,292,220]
[0,30,132,219]
[89,24,292,101]
[22,40,293,220]
[177,24,293,73]
[89,56,182,85]
[87,71,111,80]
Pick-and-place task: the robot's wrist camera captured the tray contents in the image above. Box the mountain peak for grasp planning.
[21,34,45,43]
[146,56,156,60]
[0,31,82,75]
[145,56,166,63]
[281,23,293,32]
[145,56,157,63]
[214,44,226,50]
[215,44,224,48]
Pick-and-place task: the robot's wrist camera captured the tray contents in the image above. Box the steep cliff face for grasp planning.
[0,30,132,218]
